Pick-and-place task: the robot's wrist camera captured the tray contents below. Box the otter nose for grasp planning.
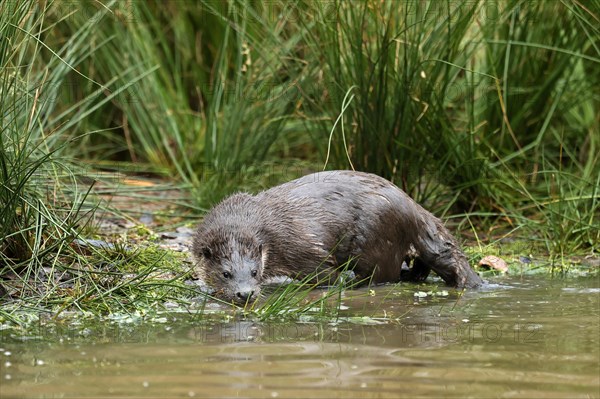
[235,290,255,302]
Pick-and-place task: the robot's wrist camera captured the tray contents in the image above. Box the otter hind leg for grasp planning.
[400,254,431,283]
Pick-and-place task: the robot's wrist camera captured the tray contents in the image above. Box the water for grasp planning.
[1,277,598,398]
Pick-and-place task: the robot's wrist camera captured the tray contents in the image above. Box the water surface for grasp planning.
[1,277,598,398]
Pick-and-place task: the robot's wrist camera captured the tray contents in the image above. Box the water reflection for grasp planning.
[1,277,598,398]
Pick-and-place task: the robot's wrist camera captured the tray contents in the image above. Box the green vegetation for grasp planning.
[1,0,598,325]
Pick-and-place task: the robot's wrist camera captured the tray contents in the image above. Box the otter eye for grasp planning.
[223,271,232,279]
[251,270,258,278]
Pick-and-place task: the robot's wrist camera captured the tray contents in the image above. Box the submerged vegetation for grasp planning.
[1,0,598,325]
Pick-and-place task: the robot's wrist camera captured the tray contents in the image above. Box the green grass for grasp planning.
[244,263,372,322]
[0,1,95,299]
[0,1,195,325]
[1,0,598,327]
[294,0,598,270]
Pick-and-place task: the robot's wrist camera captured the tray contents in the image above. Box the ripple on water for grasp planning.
[1,277,598,398]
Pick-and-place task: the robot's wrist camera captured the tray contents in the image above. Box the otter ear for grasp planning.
[202,247,212,259]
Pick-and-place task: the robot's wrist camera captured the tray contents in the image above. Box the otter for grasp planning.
[192,170,482,304]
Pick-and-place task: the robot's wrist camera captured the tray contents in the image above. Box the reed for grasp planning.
[1,0,597,324]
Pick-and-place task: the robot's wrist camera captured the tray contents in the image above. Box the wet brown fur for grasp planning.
[193,171,482,303]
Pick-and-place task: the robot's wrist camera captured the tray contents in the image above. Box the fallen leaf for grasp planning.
[478,255,508,273]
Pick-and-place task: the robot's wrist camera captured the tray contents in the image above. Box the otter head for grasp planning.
[193,230,266,305]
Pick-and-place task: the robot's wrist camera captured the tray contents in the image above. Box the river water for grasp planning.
[1,276,598,398]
